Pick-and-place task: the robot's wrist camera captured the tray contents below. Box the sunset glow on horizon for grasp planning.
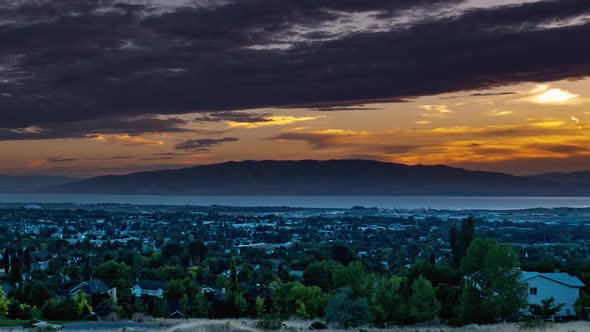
[2,0,590,177]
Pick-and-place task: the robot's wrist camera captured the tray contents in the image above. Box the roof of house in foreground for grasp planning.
[133,279,166,291]
[68,279,111,295]
[521,271,585,287]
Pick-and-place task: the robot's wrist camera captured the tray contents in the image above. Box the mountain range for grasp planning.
[12,159,586,196]
[0,175,78,193]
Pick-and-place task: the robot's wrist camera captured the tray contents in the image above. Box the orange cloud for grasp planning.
[90,134,165,146]
[226,115,324,129]
[272,120,590,167]
[518,85,581,105]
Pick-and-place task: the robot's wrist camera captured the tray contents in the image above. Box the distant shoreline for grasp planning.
[1,193,589,210]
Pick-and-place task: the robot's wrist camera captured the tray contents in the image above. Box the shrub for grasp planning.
[255,315,283,330]
[310,321,327,330]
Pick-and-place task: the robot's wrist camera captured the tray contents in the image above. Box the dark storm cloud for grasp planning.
[315,107,380,112]
[174,137,239,151]
[1,0,590,139]
[440,92,517,99]
[0,116,191,140]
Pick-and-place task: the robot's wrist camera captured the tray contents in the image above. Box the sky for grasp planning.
[1,0,590,177]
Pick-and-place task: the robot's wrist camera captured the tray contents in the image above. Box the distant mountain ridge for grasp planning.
[0,175,79,193]
[48,159,590,196]
[532,171,590,186]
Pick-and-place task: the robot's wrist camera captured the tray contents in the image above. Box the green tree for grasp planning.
[180,294,190,317]
[94,298,115,317]
[94,260,131,297]
[2,249,9,275]
[529,297,564,321]
[331,244,355,266]
[166,278,198,300]
[372,275,407,325]
[408,277,440,322]
[303,260,337,291]
[42,298,77,321]
[234,293,249,317]
[162,242,183,258]
[255,296,266,317]
[27,281,50,308]
[325,288,373,328]
[295,300,308,319]
[23,248,32,272]
[10,254,21,284]
[0,289,9,318]
[74,293,92,319]
[187,240,208,264]
[574,292,590,319]
[459,239,527,324]
[229,257,239,294]
[332,261,367,297]
[270,282,327,318]
[192,291,209,318]
[449,217,476,267]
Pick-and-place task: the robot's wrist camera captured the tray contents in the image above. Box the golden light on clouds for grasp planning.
[521,85,580,105]
[4,78,590,176]
[226,115,324,129]
[273,119,590,170]
[529,84,549,94]
[488,110,512,117]
[91,134,165,146]
[533,88,578,104]
[419,104,453,113]
[418,104,453,119]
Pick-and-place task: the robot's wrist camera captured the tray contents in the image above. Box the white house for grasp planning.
[131,280,166,298]
[521,271,585,317]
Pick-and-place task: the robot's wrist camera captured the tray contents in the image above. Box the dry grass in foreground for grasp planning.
[18,319,587,332]
[161,319,590,332]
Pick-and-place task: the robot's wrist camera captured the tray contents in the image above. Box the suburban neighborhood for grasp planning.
[0,203,588,329]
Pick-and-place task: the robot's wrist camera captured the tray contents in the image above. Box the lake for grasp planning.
[1,193,590,210]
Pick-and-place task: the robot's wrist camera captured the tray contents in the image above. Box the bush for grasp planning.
[42,298,77,321]
[310,321,327,330]
[325,288,372,328]
[519,319,552,330]
[8,301,33,320]
[255,315,283,331]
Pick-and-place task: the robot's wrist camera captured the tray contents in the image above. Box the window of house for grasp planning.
[530,287,537,295]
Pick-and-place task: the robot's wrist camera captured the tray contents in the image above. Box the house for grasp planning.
[521,271,585,317]
[168,299,185,318]
[130,280,166,298]
[1,284,12,299]
[289,270,304,281]
[67,279,117,302]
[32,260,50,272]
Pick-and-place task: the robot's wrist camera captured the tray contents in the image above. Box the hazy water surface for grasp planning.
[1,193,590,210]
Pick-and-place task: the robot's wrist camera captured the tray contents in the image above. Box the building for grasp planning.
[1,284,12,299]
[130,280,166,298]
[67,279,117,302]
[522,271,585,317]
